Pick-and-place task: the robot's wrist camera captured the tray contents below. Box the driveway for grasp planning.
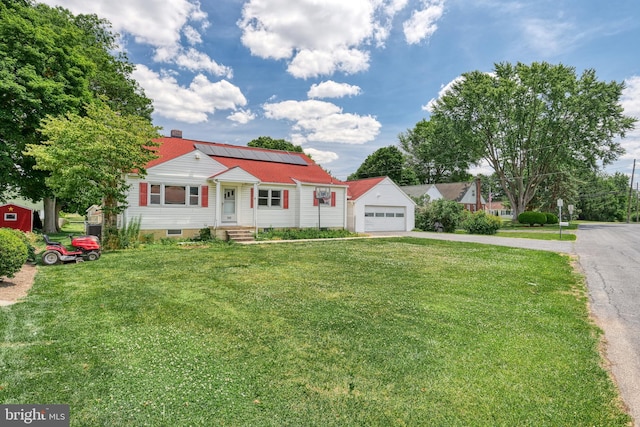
[373,227,639,425]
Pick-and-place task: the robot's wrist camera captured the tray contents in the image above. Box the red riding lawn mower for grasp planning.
[41,234,101,265]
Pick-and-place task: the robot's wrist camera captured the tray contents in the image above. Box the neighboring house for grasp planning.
[486,201,513,219]
[346,177,416,233]
[401,179,486,212]
[123,133,348,239]
[0,203,33,233]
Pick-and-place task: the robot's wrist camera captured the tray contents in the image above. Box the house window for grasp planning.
[189,186,199,206]
[395,213,405,218]
[364,212,374,217]
[167,229,182,236]
[4,213,17,221]
[150,185,161,205]
[150,184,201,206]
[258,189,281,208]
[165,185,186,205]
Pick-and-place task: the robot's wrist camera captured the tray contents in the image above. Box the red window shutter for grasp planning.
[250,187,254,208]
[139,182,148,206]
[331,192,336,207]
[201,185,208,207]
[283,190,289,209]
[313,191,318,206]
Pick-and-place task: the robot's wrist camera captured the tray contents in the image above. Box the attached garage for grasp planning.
[364,206,406,232]
[347,177,415,233]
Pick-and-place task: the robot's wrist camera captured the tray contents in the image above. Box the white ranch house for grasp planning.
[122,133,415,239]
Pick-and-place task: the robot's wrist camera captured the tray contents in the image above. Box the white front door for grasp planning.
[222,188,237,223]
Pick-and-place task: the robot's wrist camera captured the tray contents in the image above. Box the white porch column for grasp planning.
[253,182,258,233]
[215,181,221,228]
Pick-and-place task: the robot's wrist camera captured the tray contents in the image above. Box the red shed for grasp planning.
[0,203,33,233]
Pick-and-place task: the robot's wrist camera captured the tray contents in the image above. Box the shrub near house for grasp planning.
[518,211,548,226]
[462,211,502,235]
[0,228,28,279]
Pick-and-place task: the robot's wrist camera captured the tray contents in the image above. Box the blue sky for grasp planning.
[41,0,640,181]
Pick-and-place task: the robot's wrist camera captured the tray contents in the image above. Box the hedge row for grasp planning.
[517,211,559,226]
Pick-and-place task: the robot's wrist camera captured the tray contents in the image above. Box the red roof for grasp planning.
[345,176,386,199]
[147,136,341,185]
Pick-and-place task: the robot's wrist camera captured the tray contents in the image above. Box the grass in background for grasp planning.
[495,230,577,241]
[0,238,629,426]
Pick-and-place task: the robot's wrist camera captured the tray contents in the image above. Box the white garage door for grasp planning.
[364,206,406,232]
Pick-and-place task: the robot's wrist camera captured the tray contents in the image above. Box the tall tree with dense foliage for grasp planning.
[0,0,153,230]
[247,136,303,152]
[25,100,161,244]
[430,62,636,220]
[576,172,630,221]
[398,118,473,184]
[348,145,419,185]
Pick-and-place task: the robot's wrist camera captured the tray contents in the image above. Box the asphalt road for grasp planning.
[576,223,640,426]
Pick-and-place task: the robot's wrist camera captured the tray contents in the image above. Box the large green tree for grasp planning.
[0,0,152,230]
[398,118,473,184]
[576,171,630,222]
[247,136,303,152]
[25,100,161,242]
[348,145,419,185]
[430,62,636,220]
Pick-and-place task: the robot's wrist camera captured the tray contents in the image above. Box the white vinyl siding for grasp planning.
[124,151,222,231]
[348,177,415,233]
[299,185,345,229]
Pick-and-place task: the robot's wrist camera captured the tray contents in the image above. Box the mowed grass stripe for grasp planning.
[0,238,629,426]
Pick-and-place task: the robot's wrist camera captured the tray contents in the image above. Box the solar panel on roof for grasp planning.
[194,144,307,166]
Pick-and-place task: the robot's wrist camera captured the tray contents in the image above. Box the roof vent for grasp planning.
[170,129,183,138]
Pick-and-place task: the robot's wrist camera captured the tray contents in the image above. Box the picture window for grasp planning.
[149,184,201,206]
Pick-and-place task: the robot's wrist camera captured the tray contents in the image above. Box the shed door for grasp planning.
[364,206,406,232]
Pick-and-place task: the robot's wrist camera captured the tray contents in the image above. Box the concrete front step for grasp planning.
[226,229,255,242]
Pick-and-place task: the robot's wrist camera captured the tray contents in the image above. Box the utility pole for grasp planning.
[627,159,636,224]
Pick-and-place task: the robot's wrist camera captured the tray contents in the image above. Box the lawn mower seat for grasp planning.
[43,235,61,246]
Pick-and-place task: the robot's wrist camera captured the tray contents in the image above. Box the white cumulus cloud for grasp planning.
[303,148,340,164]
[132,65,247,123]
[39,0,229,76]
[403,0,445,44]
[308,81,362,99]
[422,75,464,112]
[620,75,640,160]
[227,109,256,124]
[238,0,437,79]
[263,100,381,145]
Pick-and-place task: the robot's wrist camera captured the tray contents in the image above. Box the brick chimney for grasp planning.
[170,129,183,138]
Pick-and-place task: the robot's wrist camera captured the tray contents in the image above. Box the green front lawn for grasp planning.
[0,239,629,426]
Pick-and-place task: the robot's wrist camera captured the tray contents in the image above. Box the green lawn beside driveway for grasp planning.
[0,238,629,426]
